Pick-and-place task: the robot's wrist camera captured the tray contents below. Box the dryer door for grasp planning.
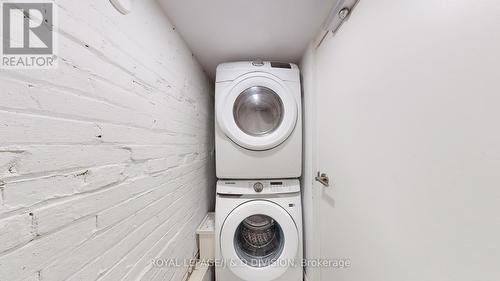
[220,200,299,281]
[217,73,298,151]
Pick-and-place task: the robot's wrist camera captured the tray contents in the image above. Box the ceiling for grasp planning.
[158,0,338,78]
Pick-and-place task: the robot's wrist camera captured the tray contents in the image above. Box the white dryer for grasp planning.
[215,61,302,179]
[215,179,303,281]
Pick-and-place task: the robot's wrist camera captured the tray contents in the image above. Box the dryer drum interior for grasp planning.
[233,86,284,137]
[234,215,285,267]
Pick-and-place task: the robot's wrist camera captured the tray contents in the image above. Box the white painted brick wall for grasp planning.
[0,0,215,280]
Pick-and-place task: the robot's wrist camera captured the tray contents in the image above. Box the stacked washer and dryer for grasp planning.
[214,61,303,281]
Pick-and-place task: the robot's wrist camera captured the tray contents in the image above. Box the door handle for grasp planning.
[315,172,330,187]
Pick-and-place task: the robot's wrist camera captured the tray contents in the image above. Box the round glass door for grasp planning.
[220,200,299,281]
[233,87,284,136]
[234,215,285,267]
[216,73,298,151]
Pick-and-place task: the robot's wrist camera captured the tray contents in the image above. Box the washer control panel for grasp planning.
[217,179,300,195]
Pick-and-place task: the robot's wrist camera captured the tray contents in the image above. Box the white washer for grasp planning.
[215,179,303,281]
[215,61,302,179]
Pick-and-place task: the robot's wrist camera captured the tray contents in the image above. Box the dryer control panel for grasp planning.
[270,62,292,69]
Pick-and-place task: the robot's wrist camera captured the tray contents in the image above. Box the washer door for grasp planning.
[217,73,298,151]
[220,200,299,281]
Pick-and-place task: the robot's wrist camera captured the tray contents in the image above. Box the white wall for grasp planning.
[0,1,214,280]
[299,42,321,281]
[301,0,500,280]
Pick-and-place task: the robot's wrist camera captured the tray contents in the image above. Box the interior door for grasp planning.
[314,1,500,281]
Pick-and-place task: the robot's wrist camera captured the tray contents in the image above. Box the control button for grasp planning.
[253,182,264,193]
